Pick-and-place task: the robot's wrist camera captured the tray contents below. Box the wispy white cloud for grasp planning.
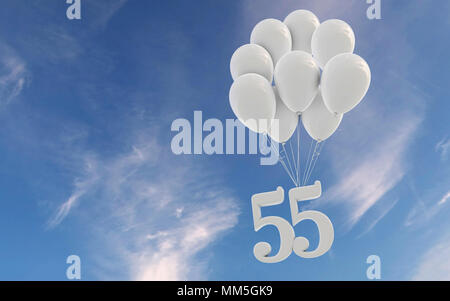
[47,156,99,228]
[35,0,238,279]
[319,104,422,231]
[405,189,450,227]
[48,132,239,280]
[130,196,238,280]
[412,236,450,280]
[16,0,128,66]
[357,198,399,238]
[438,191,450,205]
[87,0,129,30]
[0,43,28,106]
[436,137,450,160]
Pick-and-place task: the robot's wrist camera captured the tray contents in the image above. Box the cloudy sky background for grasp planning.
[0,0,449,280]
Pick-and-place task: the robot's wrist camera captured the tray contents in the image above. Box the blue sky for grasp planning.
[0,0,449,280]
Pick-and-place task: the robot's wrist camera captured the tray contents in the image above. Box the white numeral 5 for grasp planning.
[251,187,295,263]
[251,181,334,263]
[289,181,334,259]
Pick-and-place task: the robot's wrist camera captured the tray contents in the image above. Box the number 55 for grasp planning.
[251,181,334,263]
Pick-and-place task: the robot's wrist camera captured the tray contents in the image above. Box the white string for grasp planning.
[268,138,297,186]
[296,123,300,186]
[304,141,325,185]
[266,128,325,188]
[305,141,320,185]
[305,147,319,185]
[282,143,297,186]
[303,141,320,186]
[302,139,315,185]
[303,138,314,183]
[279,155,298,186]
[288,139,298,186]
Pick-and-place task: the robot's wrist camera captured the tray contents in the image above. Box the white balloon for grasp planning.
[268,86,299,143]
[274,51,320,113]
[321,53,371,114]
[302,91,343,142]
[229,73,276,134]
[250,19,292,66]
[284,10,320,53]
[311,19,355,69]
[230,44,274,82]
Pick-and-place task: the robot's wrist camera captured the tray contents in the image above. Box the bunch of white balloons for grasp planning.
[229,9,371,144]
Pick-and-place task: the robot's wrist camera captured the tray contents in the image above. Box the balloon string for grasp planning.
[268,137,297,187]
[296,123,300,186]
[305,146,319,185]
[303,140,319,186]
[306,141,321,185]
[282,143,297,186]
[288,139,298,186]
[281,143,297,186]
[279,155,298,187]
[305,141,325,185]
[270,141,297,185]
[302,138,315,185]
